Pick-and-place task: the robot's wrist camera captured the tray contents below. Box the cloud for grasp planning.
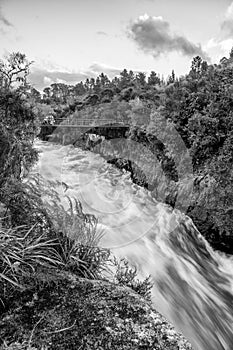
[0,6,12,27]
[205,2,233,60]
[207,37,233,52]
[220,2,233,39]
[96,31,108,36]
[88,62,121,77]
[28,63,122,91]
[128,14,208,59]
[28,68,90,91]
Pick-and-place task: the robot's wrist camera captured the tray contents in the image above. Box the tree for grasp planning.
[148,71,160,86]
[90,77,95,91]
[167,70,175,84]
[43,87,51,101]
[119,69,134,89]
[50,83,69,102]
[229,46,233,59]
[136,72,146,87]
[93,77,101,93]
[74,81,86,96]
[84,78,91,91]
[0,52,38,185]
[30,87,41,102]
[201,61,208,73]
[190,56,203,78]
[128,70,135,82]
[0,52,33,90]
[99,73,110,87]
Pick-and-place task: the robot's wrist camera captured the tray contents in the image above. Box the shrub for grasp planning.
[112,257,153,301]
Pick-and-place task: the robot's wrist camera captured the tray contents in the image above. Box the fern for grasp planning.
[112,257,153,300]
[23,174,111,279]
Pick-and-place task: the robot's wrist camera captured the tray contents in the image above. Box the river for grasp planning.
[32,140,233,350]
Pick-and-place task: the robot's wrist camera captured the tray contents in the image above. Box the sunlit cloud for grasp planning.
[128,14,209,60]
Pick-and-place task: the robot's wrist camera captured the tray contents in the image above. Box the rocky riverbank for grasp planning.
[0,271,193,350]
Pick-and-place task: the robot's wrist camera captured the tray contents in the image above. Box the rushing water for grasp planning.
[33,140,233,350]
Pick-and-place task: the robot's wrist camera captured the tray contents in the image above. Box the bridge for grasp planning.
[40,118,129,127]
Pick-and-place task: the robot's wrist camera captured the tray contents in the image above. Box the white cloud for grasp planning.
[225,2,233,17]
[28,61,123,90]
[220,1,233,39]
[43,76,52,85]
[88,62,121,77]
[128,14,209,60]
[205,2,233,61]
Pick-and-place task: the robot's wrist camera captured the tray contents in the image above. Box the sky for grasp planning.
[0,0,233,90]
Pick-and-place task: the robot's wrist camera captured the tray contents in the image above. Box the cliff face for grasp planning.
[0,272,193,350]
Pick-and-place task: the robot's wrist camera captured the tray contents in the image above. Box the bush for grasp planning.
[113,257,153,301]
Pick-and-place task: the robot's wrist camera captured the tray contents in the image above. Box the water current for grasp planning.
[33,140,233,350]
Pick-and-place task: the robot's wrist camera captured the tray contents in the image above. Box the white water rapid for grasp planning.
[33,140,233,350]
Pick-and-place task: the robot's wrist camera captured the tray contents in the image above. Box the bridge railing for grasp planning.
[40,118,128,127]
